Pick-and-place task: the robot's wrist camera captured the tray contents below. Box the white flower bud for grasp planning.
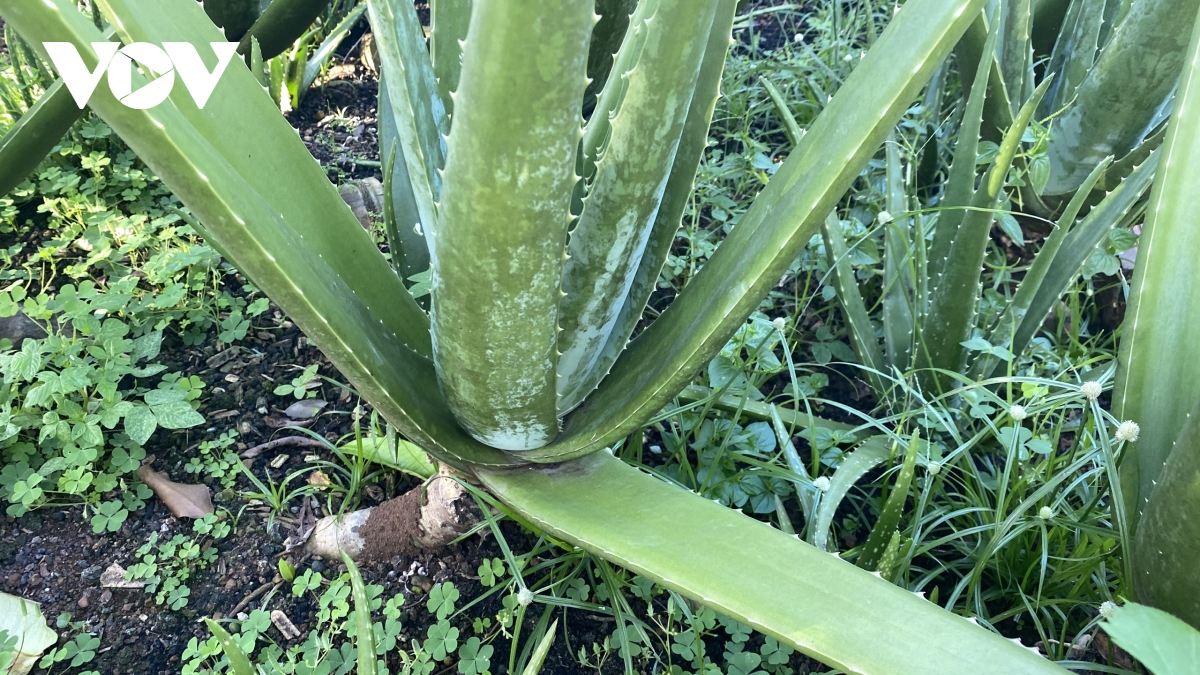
[1115,420,1140,443]
[926,462,941,476]
[1080,381,1102,401]
[1038,506,1053,520]
[1099,601,1116,619]
[1009,405,1027,422]
[517,588,534,607]
[842,53,853,63]
[793,33,804,44]
[877,211,893,225]
[772,317,788,332]
[813,476,831,492]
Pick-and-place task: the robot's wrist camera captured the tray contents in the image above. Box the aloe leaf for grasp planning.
[857,433,917,571]
[882,140,914,372]
[204,619,255,675]
[584,0,639,114]
[478,451,1067,674]
[822,212,888,398]
[811,435,890,551]
[341,552,379,675]
[378,76,429,282]
[237,0,332,59]
[999,0,1032,110]
[556,0,720,412]
[581,0,738,417]
[919,78,1050,385]
[430,0,471,119]
[928,11,996,283]
[0,80,81,198]
[1030,0,1071,59]
[1115,5,1200,528]
[369,0,449,240]
[955,9,1014,144]
[1133,397,1200,628]
[1044,0,1200,194]
[202,0,260,41]
[0,0,514,470]
[1039,0,1104,119]
[300,2,367,94]
[1104,603,1200,671]
[524,0,986,463]
[431,0,592,449]
[973,153,1155,378]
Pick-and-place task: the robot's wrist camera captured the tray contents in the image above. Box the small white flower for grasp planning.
[793,33,804,44]
[517,588,534,607]
[772,317,788,332]
[1038,506,1053,520]
[1010,405,1028,422]
[1081,381,1103,401]
[813,476,831,492]
[1099,601,1116,619]
[842,53,853,63]
[926,462,941,476]
[1115,420,1140,443]
[877,211,893,225]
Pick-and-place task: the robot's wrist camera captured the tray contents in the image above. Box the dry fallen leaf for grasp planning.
[136,464,214,518]
[99,563,145,589]
[0,591,57,675]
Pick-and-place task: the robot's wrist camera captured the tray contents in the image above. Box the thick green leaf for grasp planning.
[526,0,986,462]
[593,0,739,415]
[1114,3,1200,526]
[1044,0,1200,193]
[237,0,332,59]
[857,433,917,571]
[881,140,914,373]
[431,0,592,449]
[478,451,1067,674]
[920,78,1050,387]
[377,75,430,282]
[1133,397,1200,628]
[1103,603,1200,673]
[583,0,639,114]
[929,10,996,282]
[0,80,82,199]
[822,212,887,397]
[999,0,1032,109]
[0,0,515,470]
[974,152,1155,378]
[430,0,471,119]
[202,0,260,41]
[557,0,720,413]
[369,0,448,241]
[954,9,1014,144]
[1039,0,1104,119]
[811,435,890,551]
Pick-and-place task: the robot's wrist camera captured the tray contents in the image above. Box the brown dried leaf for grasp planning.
[136,465,214,519]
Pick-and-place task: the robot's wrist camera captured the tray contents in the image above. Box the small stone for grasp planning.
[99,589,113,604]
[311,560,326,574]
[78,593,89,608]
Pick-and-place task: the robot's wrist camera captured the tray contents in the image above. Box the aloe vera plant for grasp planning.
[0,0,1079,671]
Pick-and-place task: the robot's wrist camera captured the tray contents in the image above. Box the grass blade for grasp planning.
[520,619,558,675]
[478,451,1068,674]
